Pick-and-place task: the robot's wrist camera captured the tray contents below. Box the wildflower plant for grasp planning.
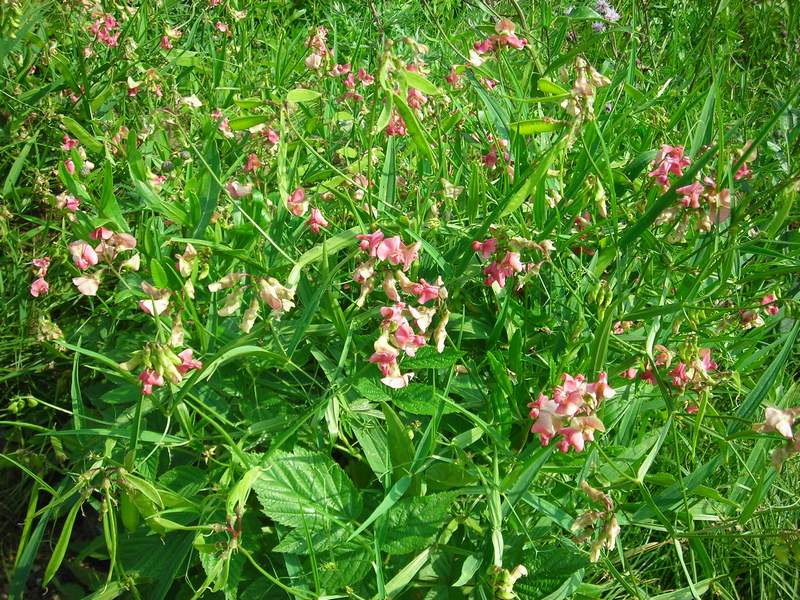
[2,2,800,599]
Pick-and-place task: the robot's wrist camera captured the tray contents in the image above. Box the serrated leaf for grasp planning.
[404,346,462,370]
[253,448,362,530]
[378,492,456,554]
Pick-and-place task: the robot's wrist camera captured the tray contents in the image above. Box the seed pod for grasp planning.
[161,159,175,173]
[119,489,140,533]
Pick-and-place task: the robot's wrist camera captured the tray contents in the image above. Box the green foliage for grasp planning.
[2,0,800,598]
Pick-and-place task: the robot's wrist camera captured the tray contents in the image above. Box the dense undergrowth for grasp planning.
[1,1,800,598]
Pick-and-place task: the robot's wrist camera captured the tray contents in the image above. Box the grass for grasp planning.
[1,0,799,598]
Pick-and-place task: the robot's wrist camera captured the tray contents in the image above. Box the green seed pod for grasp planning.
[119,489,140,533]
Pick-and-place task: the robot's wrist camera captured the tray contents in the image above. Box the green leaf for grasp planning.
[378,492,457,554]
[193,138,221,238]
[61,116,104,154]
[253,448,363,529]
[392,93,435,164]
[729,320,800,433]
[2,137,35,196]
[287,88,322,103]
[43,497,83,585]
[537,78,569,95]
[382,402,421,495]
[404,346,462,370]
[228,115,269,131]
[510,119,562,135]
[403,70,442,96]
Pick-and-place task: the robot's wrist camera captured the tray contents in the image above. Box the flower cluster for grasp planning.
[560,57,611,120]
[206,270,296,333]
[120,342,202,396]
[472,229,554,289]
[753,406,800,471]
[740,293,780,329]
[528,373,614,452]
[354,231,449,388]
[30,257,51,297]
[87,13,120,49]
[592,0,621,32]
[473,18,528,55]
[329,64,374,101]
[572,480,621,562]
[621,345,718,412]
[649,142,755,234]
[353,231,421,305]
[304,26,330,70]
[68,227,139,297]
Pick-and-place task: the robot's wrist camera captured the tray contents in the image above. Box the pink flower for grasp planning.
[161,36,173,50]
[65,159,75,174]
[382,373,414,389]
[305,52,322,70]
[734,162,752,181]
[386,112,407,136]
[446,66,462,87]
[414,278,441,304]
[56,193,80,212]
[357,230,385,256]
[587,372,615,402]
[383,273,400,302]
[620,367,638,379]
[357,68,374,85]
[407,88,428,109]
[90,226,114,241]
[369,335,399,367]
[474,38,494,54]
[287,187,308,216]
[668,362,688,388]
[343,72,356,90]
[139,369,164,395]
[72,274,99,296]
[482,146,499,168]
[244,153,262,173]
[482,78,497,90]
[266,128,280,145]
[760,407,795,439]
[61,135,78,152]
[639,369,656,385]
[528,394,563,446]
[676,182,704,209]
[762,294,779,316]
[30,277,49,297]
[648,144,690,189]
[226,180,253,199]
[215,21,229,33]
[306,207,329,234]
[177,349,203,375]
[152,174,167,186]
[376,236,402,262]
[696,348,718,374]
[68,241,98,270]
[32,257,50,272]
[472,238,498,259]
[330,63,351,76]
[500,251,524,273]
